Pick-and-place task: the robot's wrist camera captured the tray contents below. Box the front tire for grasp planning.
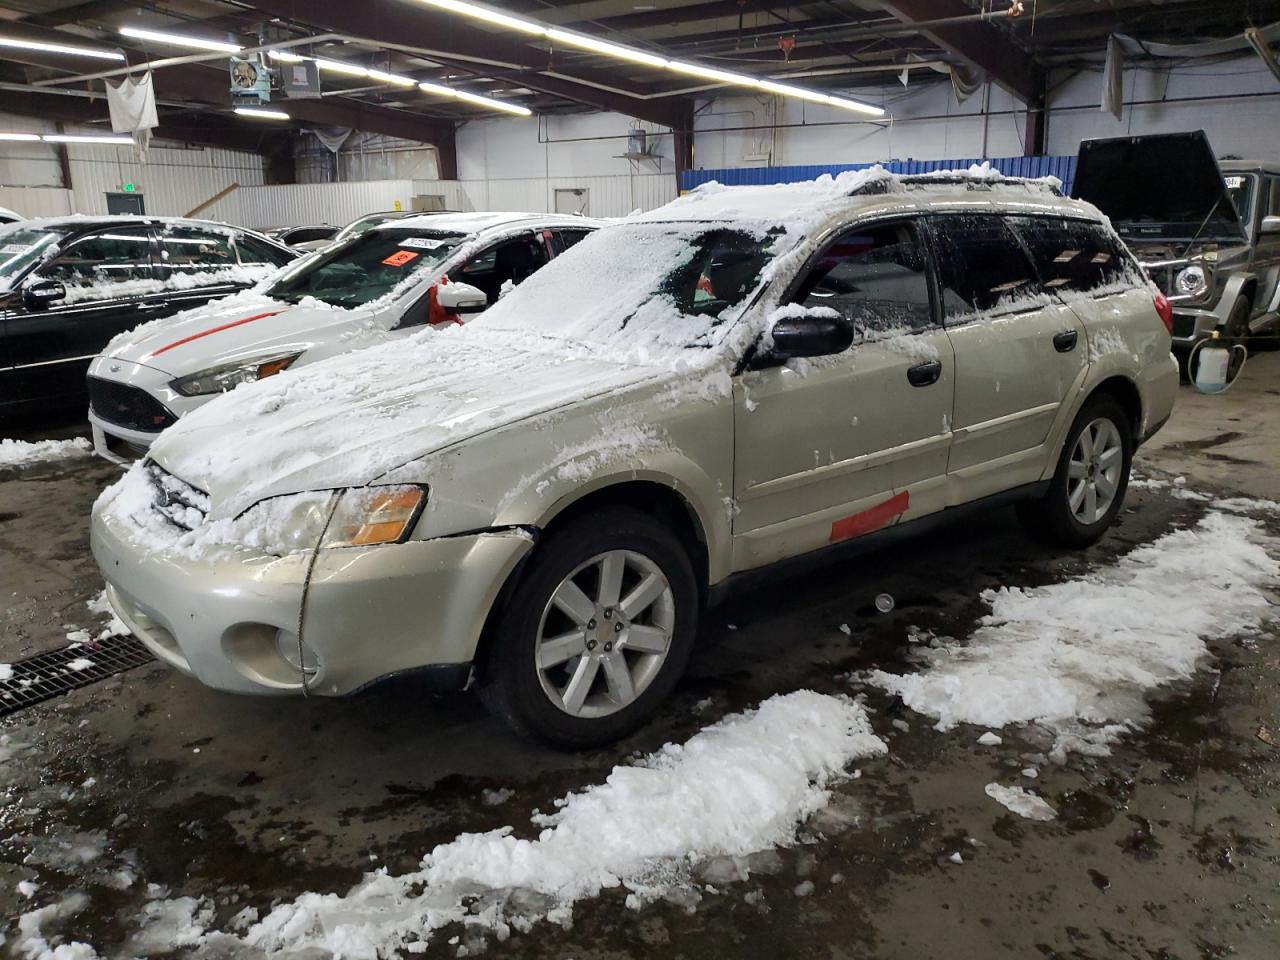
[478,507,698,749]
[1017,394,1132,548]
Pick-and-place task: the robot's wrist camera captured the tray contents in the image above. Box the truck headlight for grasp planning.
[169,352,301,397]
[1173,265,1207,297]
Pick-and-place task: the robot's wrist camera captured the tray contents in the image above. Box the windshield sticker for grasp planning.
[382,250,420,267]
[399,236,447,251]
[0,243,32,254]
[1224,176,1244,189]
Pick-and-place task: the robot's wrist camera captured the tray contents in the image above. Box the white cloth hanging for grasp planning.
[106,72,158,159]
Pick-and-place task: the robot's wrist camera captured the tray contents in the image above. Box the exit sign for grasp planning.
[122,182,137,192]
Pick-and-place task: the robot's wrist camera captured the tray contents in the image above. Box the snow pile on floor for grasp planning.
[13,894,99,960]
[0,438,90,469]
[863,511,1279,760]
[145,691,883,958]
[984,783,1057,822]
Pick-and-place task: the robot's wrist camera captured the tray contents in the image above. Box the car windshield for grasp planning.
[480,222,781,350]
[265,227,465,308]
[0,226,64,290]
[1224,174,1255,229]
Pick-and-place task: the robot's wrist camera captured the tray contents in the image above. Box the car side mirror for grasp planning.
[1261,215,1280,235]
[23,278,65,309]
[768,306,854,359]
[436,281,488,314]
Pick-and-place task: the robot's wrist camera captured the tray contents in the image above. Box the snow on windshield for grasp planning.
[480,222,785,354]
[0,227,61,288]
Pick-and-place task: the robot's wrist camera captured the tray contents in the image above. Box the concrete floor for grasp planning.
[1,356,1278,959]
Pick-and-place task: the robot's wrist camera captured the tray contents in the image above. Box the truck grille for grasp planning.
[144,460,209,531]
[88,377,176,433]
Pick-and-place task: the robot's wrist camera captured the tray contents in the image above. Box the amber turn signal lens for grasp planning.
[256,356,296,379]
[339,488,424,546]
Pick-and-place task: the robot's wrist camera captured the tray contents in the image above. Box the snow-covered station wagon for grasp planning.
[92,168,1178,746]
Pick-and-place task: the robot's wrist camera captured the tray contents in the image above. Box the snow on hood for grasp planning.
[148,326,667,519]
[101,289,364,376]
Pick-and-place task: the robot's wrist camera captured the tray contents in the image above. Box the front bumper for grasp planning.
[1170,307,1218,348]
[85,356,202,465]
[92,507,534,696]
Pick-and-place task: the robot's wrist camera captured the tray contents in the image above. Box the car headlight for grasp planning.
[1173,265,1208,298]
[320,485,427,548]
[169,352,301,397]
[231,485,426,554]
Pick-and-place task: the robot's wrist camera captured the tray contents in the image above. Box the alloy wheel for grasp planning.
[1067,417,1123,525]
[535,549,675,718]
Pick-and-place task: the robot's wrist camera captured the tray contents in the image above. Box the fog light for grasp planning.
[275,630,320,675]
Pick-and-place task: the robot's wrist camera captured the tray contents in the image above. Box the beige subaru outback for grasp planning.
[92,168,1178,747]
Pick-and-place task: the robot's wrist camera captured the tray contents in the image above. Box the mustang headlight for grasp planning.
[321,486,426,548]
[1173,265,1208,298]
[169,352,301,397]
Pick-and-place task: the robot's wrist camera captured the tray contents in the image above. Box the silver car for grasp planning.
[92,169,1178,747]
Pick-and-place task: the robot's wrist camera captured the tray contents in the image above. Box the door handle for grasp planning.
[1053,329,1078,352]
[907,359,942,387]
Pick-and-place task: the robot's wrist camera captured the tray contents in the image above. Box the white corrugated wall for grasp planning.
[0,110,266,223]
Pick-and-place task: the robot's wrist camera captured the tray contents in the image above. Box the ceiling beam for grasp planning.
[876,0,1042,102]
[244,0,694,128]
[19,0,138,29]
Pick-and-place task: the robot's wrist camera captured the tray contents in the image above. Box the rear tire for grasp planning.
[1017,394,1132,548]
[477,507,698,749]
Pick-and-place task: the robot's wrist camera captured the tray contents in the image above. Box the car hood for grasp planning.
[1071,131,1247,243]
[149,328,667,520]
[101,290,383,376]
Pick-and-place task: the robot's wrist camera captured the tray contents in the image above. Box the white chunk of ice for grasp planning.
[984,783,1057,822]
[977,732,1002,746]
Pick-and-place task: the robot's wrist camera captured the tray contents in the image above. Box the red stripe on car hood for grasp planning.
[146,310,285,359]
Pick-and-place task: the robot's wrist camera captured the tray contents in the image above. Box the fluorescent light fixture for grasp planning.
[667,60,761,87]
[545,28,667,68]
[119,25,242,54]
[407,0,886,118]
[418,80,531,116]
[43,134,134,144]
[267,49,304,63]
[0,132,42,141]
[235,107,290,120]
[413,0,546,36]
[315,58,369,78]
[0,34,125,61]
[368,68,417,87]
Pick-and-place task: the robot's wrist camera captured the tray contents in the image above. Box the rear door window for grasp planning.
[42,226,155,300]
[791,220,934,334]
[926,214,1039,323]
[1008,216,1138,295]
[234,234,292,268]
[158,226,238,280]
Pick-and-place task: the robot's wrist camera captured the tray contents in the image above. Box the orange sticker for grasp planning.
[382,250,419,267]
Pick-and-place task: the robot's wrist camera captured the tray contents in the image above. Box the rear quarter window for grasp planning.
[1009,216,1141,295]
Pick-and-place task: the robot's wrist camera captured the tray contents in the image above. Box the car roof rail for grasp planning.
[897,174,1064,196]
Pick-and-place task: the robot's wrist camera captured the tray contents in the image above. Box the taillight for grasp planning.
[1153,292,1174,334]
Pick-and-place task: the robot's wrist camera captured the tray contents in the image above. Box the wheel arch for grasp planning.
[472,479,712,680]
[1087,375,1143,440]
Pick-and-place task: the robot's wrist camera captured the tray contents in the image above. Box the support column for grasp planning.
[671,104,694,195]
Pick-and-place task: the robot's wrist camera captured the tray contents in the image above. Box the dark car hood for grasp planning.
[1071,131,1247,244]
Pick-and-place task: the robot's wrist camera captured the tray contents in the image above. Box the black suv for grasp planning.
[0,216,295,417]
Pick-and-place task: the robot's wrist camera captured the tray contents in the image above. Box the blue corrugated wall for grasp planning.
[680,155,1078,197]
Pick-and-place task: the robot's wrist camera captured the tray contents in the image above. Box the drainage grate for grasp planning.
[0,636,154,717]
